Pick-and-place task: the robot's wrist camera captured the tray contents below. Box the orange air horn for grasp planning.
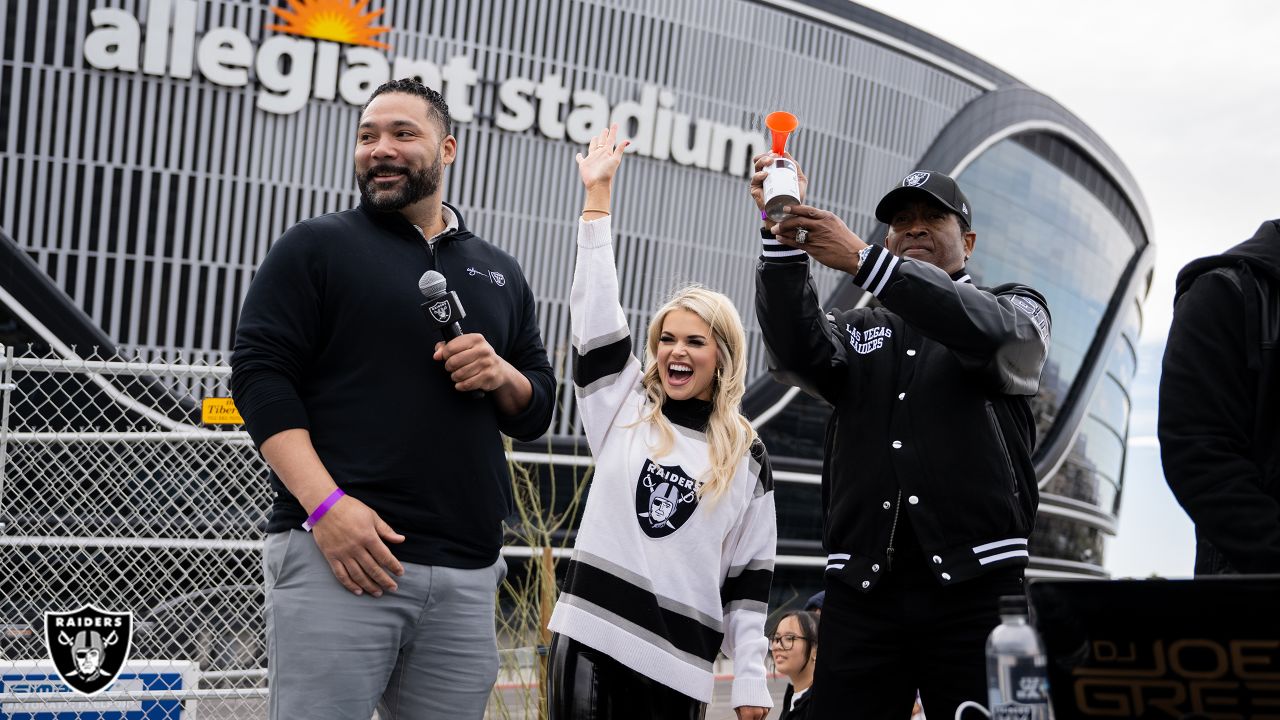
[765,111,799,154]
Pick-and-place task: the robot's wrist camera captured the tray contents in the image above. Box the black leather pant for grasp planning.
[547,634,706,720]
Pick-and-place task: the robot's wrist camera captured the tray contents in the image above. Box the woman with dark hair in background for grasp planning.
[771,610,818,720]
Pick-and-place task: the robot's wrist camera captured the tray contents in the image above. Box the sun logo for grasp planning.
[268,0,392,50]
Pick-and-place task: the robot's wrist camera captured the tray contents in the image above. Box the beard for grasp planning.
[356,153,442,212]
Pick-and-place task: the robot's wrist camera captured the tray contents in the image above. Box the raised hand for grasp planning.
[576,123,630,192]
[769,202,868,275]
[750,151,809,213]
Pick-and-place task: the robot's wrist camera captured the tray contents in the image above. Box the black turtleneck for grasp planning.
[663,397,713,431]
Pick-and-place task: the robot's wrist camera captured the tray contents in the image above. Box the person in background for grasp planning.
[1159,218,1280,574]
[802,591,824,615]
[770,610,818,720]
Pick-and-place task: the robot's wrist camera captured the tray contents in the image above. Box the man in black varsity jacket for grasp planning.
[231,79,555,719]
[749,159,1051,720]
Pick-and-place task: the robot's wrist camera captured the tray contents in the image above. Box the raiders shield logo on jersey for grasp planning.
[635,459,700,538]
[44,605,134,695]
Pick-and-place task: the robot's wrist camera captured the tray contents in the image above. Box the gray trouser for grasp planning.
[263,530,506,720]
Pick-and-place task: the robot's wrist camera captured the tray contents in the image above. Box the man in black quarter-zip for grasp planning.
[750,159,1051,720]
[231,79,555,720]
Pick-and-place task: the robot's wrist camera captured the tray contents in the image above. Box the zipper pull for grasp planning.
[884,489,902,573]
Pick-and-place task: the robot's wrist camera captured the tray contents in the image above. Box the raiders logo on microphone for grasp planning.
[44,605,134,696]
[635,459,700,538]
[429,300,452,323]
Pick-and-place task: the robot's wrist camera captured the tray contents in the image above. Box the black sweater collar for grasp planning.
[663,398,713,431]
[357,198,473,243]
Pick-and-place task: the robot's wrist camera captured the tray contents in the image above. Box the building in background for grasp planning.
[0,0,1153,612]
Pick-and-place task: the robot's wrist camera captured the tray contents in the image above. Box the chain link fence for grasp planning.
[0,344,270,718]
[0,345,588,719]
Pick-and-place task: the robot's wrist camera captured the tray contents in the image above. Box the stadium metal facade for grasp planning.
[1,0,1153,610]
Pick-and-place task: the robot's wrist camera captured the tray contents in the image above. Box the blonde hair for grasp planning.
[639,285,756,501]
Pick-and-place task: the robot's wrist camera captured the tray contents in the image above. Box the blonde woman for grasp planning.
[546,124,776,720]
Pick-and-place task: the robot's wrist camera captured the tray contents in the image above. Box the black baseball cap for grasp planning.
[874,170,973,228]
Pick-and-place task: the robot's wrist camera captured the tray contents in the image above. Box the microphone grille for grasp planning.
[418,270,446,298]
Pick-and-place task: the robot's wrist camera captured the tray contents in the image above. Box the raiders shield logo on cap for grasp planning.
[903,171,930,187]
[635,459,700,538]
[44,605,134,695]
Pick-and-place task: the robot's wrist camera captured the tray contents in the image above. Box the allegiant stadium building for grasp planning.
[0,0,1153,606]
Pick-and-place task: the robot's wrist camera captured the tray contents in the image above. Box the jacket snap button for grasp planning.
[898,392,906,400]
[891,440,903,449]
[872,564,880,572]
[932,555,942,564]
[908,495,919,504]
[906,349,917,356]
[941,572,952,581]
[861,580,870,589]
[882,501,891,509]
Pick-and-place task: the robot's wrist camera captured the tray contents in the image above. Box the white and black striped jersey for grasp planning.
[547,216,776,709]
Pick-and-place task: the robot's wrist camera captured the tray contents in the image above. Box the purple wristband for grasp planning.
[302,488,346,531]
[761,209,768,220]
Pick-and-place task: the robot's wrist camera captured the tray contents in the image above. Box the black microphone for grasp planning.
[418,270,484,399]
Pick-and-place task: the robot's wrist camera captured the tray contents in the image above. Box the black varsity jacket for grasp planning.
[756,241,1051,591]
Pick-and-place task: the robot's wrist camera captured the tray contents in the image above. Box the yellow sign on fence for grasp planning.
[201,398,244,425]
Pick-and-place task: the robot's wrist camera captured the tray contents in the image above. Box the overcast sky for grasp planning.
[852,0,1280,577]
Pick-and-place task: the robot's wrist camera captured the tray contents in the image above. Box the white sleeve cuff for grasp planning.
[577,215,613,248]
[730,676,774,710]
[853,244,900,296]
